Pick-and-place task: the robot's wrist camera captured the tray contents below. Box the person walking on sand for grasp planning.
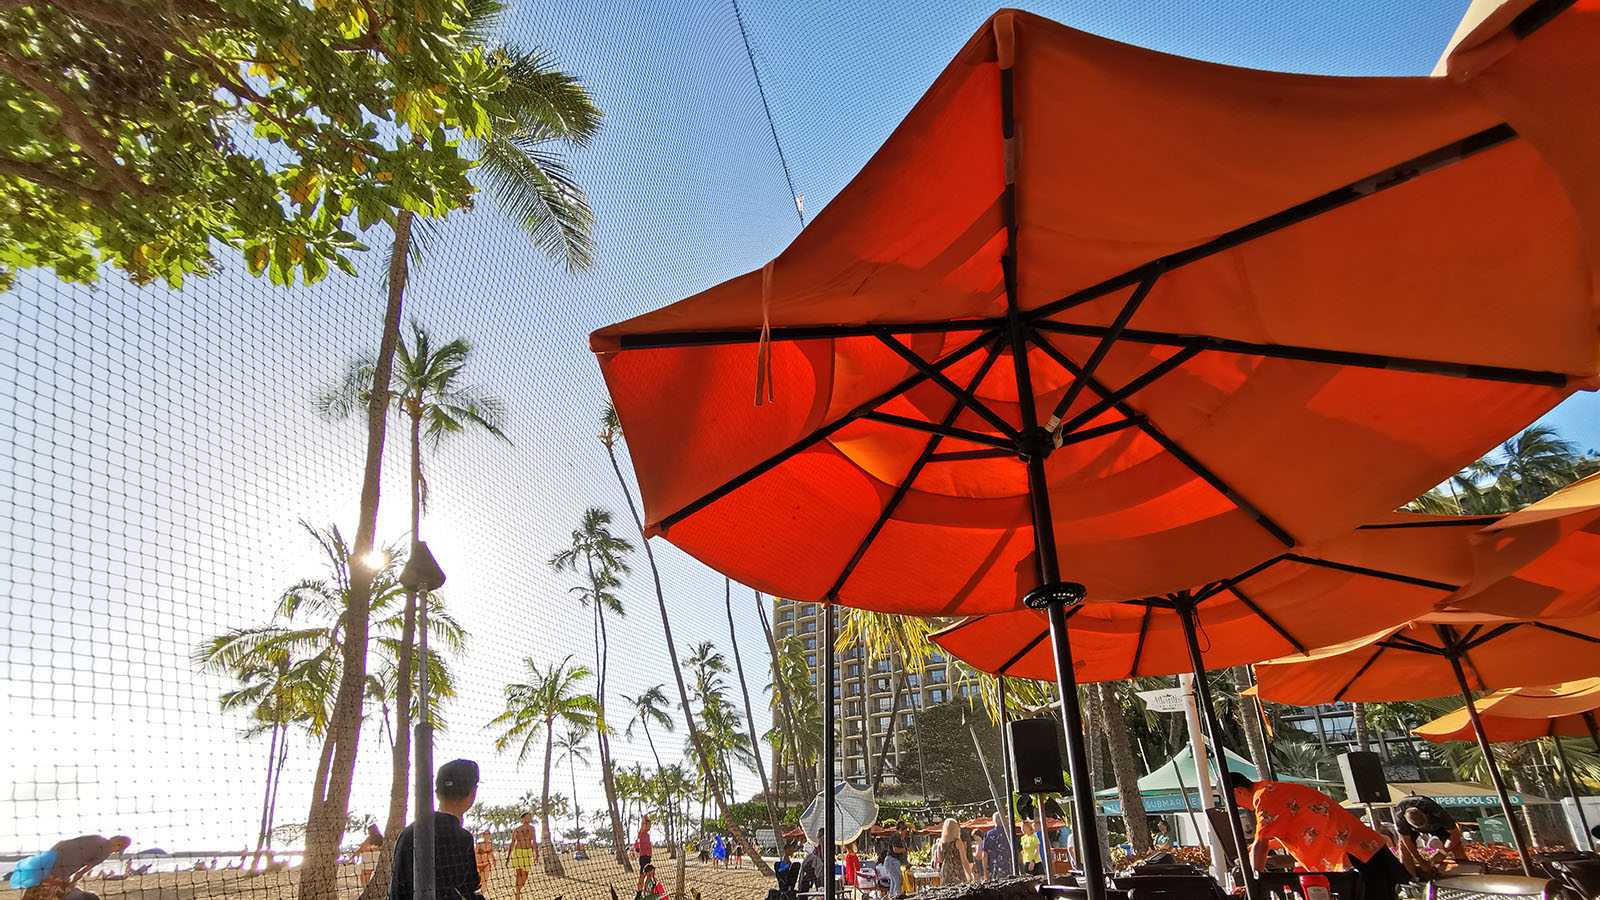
[711,833,726,869]
[632,815,654,900]
[475,832,495,886]
[19,834,131,900]
[934,818,972,886]
[507,812,537,900]
[358,825,384,886]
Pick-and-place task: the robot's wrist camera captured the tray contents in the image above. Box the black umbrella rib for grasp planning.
[1199,555,1293,600]
[1331,645,1388,703]
[1357,517,1502,529]
[1025,123,1517,324]
[1512,0,1579,37]
[1222,584,1308,655]
[861,411,1014,449]
[997,629,1051,676]
[1056,344,1203,436]
[928,448,1016,462]
[875,332,1020,440]
[1030,321,1566,386]
[1057,416,1145,447]
[1462,622,1524,651]
[825,341,1006,602]
[612,318,1005,350]
[656,329,997,530]
[1378,635,1445,655]
[1530,621,1600,644]
[1030,330,1296,547]
[1128,607,1154,677]
[1282,554,1460,592]
[1043,267,1162,436]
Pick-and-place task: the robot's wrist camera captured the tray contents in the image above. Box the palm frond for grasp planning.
[475,129,595,273]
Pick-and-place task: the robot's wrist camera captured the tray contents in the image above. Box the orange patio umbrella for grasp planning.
[1254,612,1600,874]
[1446,473,1600,619]
[931,512,1482,682]
[592,6,1600,897]
[1413,679,1600,850]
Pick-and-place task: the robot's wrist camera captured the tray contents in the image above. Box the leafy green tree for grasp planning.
[488,655,600,876]
[725,582,783,846]
[320,319,509,899]
[550,506,634,871]
[0,0,529,290]
[765,634,822,791]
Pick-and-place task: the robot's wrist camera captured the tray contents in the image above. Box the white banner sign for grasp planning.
[1137,687,1189,713]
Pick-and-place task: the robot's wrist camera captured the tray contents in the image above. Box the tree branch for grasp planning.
[0,49,155,196]
[0,154,116,209]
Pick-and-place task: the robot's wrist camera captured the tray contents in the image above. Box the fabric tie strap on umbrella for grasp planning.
[592,5,1600,898]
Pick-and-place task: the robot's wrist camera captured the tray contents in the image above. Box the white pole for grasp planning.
[1180,674,1227,884]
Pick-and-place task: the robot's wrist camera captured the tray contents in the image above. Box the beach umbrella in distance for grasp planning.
[1413,678,1600,850]
[1254,611,1600,875]
[1445,473,1600,619]
[591,6,1600,897]
[799,782,878,847]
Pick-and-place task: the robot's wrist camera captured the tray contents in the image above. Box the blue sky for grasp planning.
[4,0,1596,857]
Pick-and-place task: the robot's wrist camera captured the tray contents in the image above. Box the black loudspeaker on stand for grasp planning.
[1339,751,1389,804]
[1008,717,1068,795]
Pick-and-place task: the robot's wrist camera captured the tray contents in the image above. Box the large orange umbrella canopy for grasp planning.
[592,6,1600,616]
[930,514,1484,681]
[1413,679,1600,743]
[1252,612,1600,704]
[1446,473,1600,619]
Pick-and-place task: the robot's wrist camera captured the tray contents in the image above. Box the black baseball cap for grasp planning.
[436,759,480,798]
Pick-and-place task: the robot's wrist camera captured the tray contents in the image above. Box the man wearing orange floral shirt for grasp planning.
[1228,774,1411,900]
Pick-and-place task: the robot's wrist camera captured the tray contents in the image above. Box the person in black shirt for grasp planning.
[391,759,485,900]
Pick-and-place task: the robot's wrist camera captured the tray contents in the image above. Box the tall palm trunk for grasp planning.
[1353,703,1372,753]
[1234,667,1273,778]
[542,716,566,875]
[253,722,282,870]
[361,408,424,900]
[583,554,631,875]
[601,437,772,876]
[727,581,783,848]
[266,728,289,854]
[1098,682,1151,855]
[298,208,410,900]
[567,757,582,848]
[869,668,907,789]
[756,600,810,798]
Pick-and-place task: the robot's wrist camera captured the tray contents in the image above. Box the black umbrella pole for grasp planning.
[824,604,836,900]
[1043,601,1107,897]
[1178,605,1259,900]
[999,677,1018,877]
[414,586,436,900]
[1444,652,1534,876]
[1552,735,1594,851]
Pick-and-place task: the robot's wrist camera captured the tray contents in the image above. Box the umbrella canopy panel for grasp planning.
[1447,473,1600,619]
[1253,612,1600,705]
[1412,678,1600,743]
[800,781,879,847]
[592,8,1600,617]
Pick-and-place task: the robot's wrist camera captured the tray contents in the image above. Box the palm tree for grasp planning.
[320,320,509,897]
[549,506,634,872]
[624,685,675,770]
[726,581,783,841]
[553,726,591,847]
[765,635,823,797]
[756,598,811,799]
[1097,681,1152,854]
[597,404,773,877]
[196,524,463,869]
[299,10,600,896]
[1408,425,1597,514]
[489,656,600,876]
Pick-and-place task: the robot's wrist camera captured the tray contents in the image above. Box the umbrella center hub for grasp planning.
[1017,425,1054,461]
[1023,581,1087,610]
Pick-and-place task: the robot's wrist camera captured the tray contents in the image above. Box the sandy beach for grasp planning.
[82,854,775,900]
